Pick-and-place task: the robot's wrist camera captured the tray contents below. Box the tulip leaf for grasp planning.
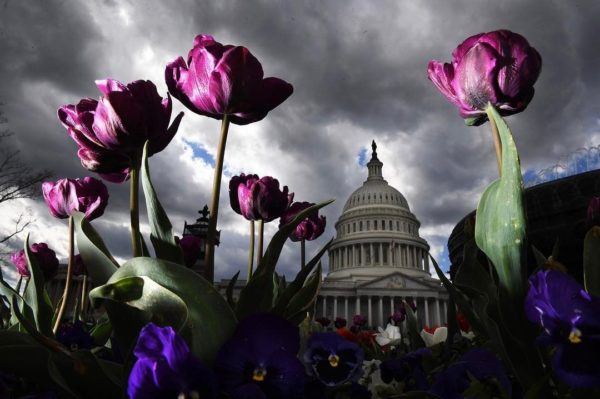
[403,299,425,349]
[236,199,334,320]
[23,234,53,337]
[0,277,34,329]
[73,212,119,286]
[89,317,112,347]
[226,271,240,309]
[273,238,332,315]
[284,263,322,325]
[583,227,600,296]
[141,141,184,265]
[90,257,236,364]
[475,104,526,301]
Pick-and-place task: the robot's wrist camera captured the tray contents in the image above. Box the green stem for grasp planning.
[130,157,142,257]
[53,216,75,334]
[204,115,231,284]
[247,220,255,281]
[80,273,88,321]
[15,276,22,296]
[485,103,502,176]
[256,220,264,268]
[22,278,30,295]
[301,239,306,269]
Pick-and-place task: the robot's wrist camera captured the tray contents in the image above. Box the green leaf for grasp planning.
[236,200,334,319]
[226,271,240,309]
[73,212,119,286]
[141,141,183,264]
[403,299,425,349]
[23,234,53,336]
[475,104,526,301]
[89,318,112,347]
[272,238,333,315]
[283,263,322,324]
[583,228,600,296]
[90,257,236,364]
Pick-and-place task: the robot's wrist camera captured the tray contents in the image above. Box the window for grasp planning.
[365,246,371,264]
[367,221,370,230]
[389,220,392,230]
[359,221,363,231]
[383,244,389,264]
[374,244,380,263]
[382,221,385,230]
[353,223,356,233]
[374,220,378,230]
[396,221,400,230]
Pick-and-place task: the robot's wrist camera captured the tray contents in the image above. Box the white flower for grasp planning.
[420,326,447,347]
[461,330,476,340]
[374,323,402,347]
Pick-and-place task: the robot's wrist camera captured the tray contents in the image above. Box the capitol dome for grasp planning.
[315,141,448,329]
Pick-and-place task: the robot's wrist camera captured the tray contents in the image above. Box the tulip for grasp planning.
[58,79,183,182]
[428,29,541,126]
[316,317,331,328]
[128,323,218,399]
[176,235,203,268]
[42,177,108,221]
[420,326,447,347]
[352,314,367,327]
[586,196,600,229]
[165,34,293,125]
[10,243,59,280]
[334,317,347,329]
[279,202,326,242]
[232,175,293,222]
[374,323,401,347]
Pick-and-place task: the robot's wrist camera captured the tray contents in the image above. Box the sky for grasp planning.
[0,0,599,284]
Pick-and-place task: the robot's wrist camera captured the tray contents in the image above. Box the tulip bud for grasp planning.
[428,29,541,126]
[42,177,109,221]
[279,201,326,242]
[230,174,293,222]
[586,196,600,228]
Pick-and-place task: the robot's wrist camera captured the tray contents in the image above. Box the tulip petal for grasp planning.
[95,79,127,95]
[427,60,461,108]
[453,42,499,110]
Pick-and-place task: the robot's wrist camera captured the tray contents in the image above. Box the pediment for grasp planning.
[356,272,439,291]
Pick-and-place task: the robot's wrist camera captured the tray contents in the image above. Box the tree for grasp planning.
[0,104,51,246]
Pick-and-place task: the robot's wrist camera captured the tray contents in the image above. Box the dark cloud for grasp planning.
[1,0,599,279]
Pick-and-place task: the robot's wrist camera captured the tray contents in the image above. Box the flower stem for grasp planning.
[15,276,22,295]
[204,115,231,284]
[53,216,75,334]
[80,273,88,321]
[247,220,255,281]
[485,103,502,176]
[130,158,142,257]
[301,239,306,269]
[256,220,264,268]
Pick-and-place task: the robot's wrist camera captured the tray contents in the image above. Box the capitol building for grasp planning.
[316,141,448,328]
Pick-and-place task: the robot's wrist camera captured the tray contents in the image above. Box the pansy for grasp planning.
[352,314,367,327]
[215,313,306,399]
[429,348,511,399]
[374,323,402,347]
[56,321,94,351]
[334,317,347,329]
[303,332,364,386]
[380,348,432,391]
[127,323,218,399]
[525,269,600,387]
[316,317,331,328]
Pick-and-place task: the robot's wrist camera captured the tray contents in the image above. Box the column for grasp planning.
[390,296,394,314]
[379,244,383,266]
[424,297,430,327]
[356,296,361,317]
[353,245,358,267]
[368,296,372,326]
[378,296,384,327]
[333,296,338,319]
[442,300,447,325]
[389,243,394,266]
[435,298,441,325]
[412,247,417,268]
[345,297,349,321]
[370,243,374,266]
[425,252,430,273]
[360,244,364,265]
[323,296,328,317]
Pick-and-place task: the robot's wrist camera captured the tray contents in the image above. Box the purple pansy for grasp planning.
[334,317,347,329]
[429,348,512,399]
[352,314,367,327]
[428,29,541,126]
[380,348,431,391]
[303,332,364,386]
[279,201,326,242]
[525,269,600,388]
[214,313,306,399]
[42,177,108,221]
[10,243,59,280]
[58,79,183,183]
[56,321,94,351]
[229,174,293,222]
[127,323,217,399]
[165,34,293,125]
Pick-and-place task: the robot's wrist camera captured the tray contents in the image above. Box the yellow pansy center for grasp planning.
[252,367,267,382]
[568,328,582,344]
[328,354,340,367]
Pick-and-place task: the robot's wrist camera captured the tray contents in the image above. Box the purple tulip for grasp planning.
[316,317,331,328]
[42,177,108,221]
[10,243,59,280]
[279,202,326,242]
[428,30,541,126]
[391,311,405,324]
[334,317,347,329]
[165,34,293,125]
[176,235,203,268]
[58,79,184,182]
[128,323,218,399]
[72,254,86,277]
[229,174,293,222]
[525,270,600,387]
[586,196,600,228]
[352,314,367,327]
